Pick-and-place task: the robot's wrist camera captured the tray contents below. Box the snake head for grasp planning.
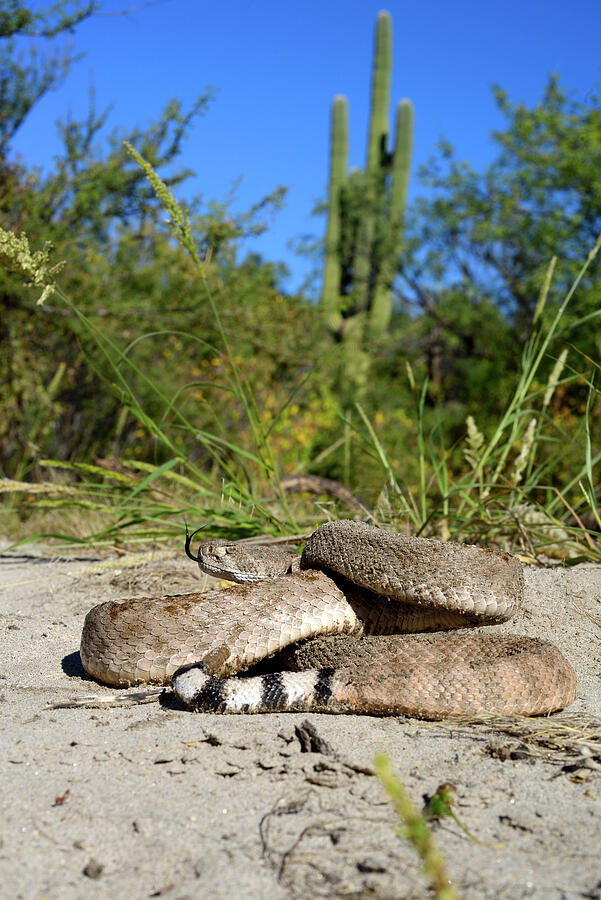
[185,526,267,583]
[185,526,299,584]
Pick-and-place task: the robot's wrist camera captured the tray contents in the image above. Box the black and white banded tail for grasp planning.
[172,662,337,714]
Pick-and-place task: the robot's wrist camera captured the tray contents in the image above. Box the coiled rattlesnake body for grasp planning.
[80,520,577,718]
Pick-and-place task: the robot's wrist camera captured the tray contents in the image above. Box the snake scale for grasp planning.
[80,520,577,718]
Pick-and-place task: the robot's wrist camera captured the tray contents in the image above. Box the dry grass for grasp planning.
[421,714,601,767]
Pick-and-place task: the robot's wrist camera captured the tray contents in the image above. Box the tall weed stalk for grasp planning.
[0,152,298,547]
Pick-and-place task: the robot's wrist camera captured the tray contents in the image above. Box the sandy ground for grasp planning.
[1,538,600,900]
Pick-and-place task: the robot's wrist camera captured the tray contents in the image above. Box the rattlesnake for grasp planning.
[80,520,577,718]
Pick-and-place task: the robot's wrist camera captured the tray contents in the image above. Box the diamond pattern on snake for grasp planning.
[79,520,577,719]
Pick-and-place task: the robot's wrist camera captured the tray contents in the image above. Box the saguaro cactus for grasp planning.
[321,10,414,346]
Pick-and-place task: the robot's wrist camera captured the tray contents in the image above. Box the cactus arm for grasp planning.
[390,98,413,223]
[366,10,392,173]
[367,97,414,342]
[321,95,349,331]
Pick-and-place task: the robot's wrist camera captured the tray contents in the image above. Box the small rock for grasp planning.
[357,857,387,873]
[295,720,332,755]
[82,858,103,879]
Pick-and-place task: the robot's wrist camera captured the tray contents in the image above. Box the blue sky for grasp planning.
[11,0,601,292]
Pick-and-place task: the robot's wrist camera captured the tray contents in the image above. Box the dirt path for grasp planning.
[1,540,600,899]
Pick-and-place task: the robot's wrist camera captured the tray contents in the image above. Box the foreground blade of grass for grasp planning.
[374,753,461,900]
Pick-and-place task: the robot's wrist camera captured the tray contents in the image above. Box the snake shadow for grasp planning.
[60,649,189,709]
[61,651,95,681]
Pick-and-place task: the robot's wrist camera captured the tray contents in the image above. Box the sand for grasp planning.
[1,539,600,900]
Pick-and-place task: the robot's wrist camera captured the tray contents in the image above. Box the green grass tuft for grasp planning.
[374,753,461,900]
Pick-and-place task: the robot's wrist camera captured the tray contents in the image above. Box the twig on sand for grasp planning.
[49,688,163,709]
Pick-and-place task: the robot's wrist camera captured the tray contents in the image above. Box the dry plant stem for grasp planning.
[479,246,598,484]
[551,487,597,551]
[374,753,461,900]
[124,142,294,524]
